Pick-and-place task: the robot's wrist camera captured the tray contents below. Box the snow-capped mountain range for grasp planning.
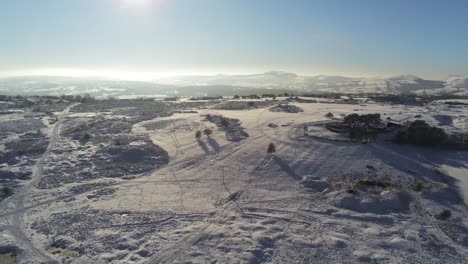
[1,72,467,97]
[155,71,468,95]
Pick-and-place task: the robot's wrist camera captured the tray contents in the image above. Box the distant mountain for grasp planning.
[157,72,468,96]
[385,75,444,94]
[412,75,468,96]
[446,75,468,88]
[156,71,304,88]
[1,72,467,97]
[156,71,380,93]
[155,72,440,94]
[0,76,174,98]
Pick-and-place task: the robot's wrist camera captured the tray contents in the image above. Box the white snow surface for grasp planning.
[1,100,468,264]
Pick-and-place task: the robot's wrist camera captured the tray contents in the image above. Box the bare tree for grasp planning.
[204,128,213,137]
[195,130,202,140]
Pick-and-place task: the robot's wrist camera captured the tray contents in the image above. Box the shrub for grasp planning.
[1,187,13,197]
[325,112,334,118]
[436,209,452,220]
[221,118,229,128]
[395,120,447,146]
[408,120,447,145]
[356,179,389,188]
[267,143,276,154]
[413,182,424,192]
[82,133,92,142]
[350,126,376,143]
[344,113,381,126]
[195,130,202,140]
[204,128,212,137]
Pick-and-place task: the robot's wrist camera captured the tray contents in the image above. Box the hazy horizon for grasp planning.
[0,68,466,83]
[2,0,468,80]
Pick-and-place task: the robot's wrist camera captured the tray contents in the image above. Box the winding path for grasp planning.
[0,103,78,264]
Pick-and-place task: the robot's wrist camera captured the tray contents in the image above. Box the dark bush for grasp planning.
[350,126,376,143]
[204,128,212,137]
[221,118,229,127]
[395,120,447,146]
[195,130,202,140]
[344,113,381,126]
[1,187,13,198]
[82,133,92,142]
[436,209,452,220]
[114,139,122,146]
[356,179,389,188]
[267,143,276,154]
[413,182,424,192]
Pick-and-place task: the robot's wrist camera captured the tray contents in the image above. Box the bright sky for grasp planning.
[1,0,468,80]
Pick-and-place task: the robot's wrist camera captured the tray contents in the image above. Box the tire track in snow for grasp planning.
[146,137,274,263]
[147,107,329,263]
[0,103,78,264]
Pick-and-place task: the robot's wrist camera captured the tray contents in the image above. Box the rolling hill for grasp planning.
[1,72,467,97]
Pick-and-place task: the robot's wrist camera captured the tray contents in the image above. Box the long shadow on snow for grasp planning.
[272,156,302,181]
[207,137,221,152]
[286,137,371,179]
[434,115,453,126]
[197,140,210,154]
[369,141,468,209]
[297,134,467,209]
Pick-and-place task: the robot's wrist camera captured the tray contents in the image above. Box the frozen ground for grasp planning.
[0,98,468,263]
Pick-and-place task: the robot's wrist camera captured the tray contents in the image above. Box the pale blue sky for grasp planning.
[1,0,468,79]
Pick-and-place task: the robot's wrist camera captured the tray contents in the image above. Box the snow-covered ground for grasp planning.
[1,99,468,263]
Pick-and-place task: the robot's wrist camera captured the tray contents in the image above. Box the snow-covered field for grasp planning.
[1,98,468,263]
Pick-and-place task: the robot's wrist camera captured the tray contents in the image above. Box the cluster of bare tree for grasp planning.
[350,126,377,143]
[195,129,212,140]
[395,120,448,146]
[344,113,381,126]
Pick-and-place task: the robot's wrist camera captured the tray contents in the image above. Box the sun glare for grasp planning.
[120,0,156,8]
